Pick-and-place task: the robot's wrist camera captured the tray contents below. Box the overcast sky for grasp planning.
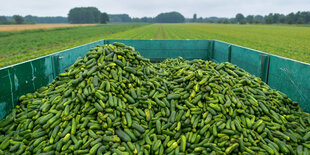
[0,0,309,18]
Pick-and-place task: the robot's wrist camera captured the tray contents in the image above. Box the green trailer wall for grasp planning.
[104,40,209,61]
[208,40,310,111]
[0,40,104,119]
[0,39,309,119]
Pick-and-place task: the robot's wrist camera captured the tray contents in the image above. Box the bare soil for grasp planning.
[0,24,96,31]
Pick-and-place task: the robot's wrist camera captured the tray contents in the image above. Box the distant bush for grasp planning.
[13,15,24,24]
[68,7,109,24]
[0,16,7,24]
[155,12,185,23]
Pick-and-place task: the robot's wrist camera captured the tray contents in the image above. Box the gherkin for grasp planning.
[0,42,309,154]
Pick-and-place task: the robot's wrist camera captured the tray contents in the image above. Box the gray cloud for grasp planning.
[0,0,309,18]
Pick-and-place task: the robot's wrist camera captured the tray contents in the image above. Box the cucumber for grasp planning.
[116,129,131,142]
[90,143,102,155]
[167,94,180,100]
[0,42,308,154]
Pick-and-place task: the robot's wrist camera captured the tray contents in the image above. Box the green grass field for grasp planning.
[108,24,310,63]
[0,24,146,67]
[0,23,309,67]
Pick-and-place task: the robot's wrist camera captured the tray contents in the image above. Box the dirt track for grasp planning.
[0,24,95,31]
[154,26,166,39]
[161,26,166,39]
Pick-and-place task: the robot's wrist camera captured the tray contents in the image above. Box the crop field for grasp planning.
[0,24,96,31]
[108,24,310,63]
[0,23,309,67]
[0,24,146,67]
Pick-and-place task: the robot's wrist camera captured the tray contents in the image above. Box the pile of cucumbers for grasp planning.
[0,42,309,155]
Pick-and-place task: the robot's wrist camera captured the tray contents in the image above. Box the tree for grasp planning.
[68,7,101,24]
[197,17,203,23]
[0,16,7,24]
[246,15,254,24]
[277,15,285,23]
[13,15,24,24]
[132,18,140,22]
[140,17,147,22]
[297,17,304,24]
[109,14,131,22]
[287,12,295,24]
[254,15,264,23]
[264,13,273,24]
[155,12,185,23]
[99,12,109,24]
[139,17,154,23]
[272,13,281,23]
[222,19,229,24]
[300,11,310,24]
[235,13,245,24]
[301,12,310,23]
[193,13,197,22]
[24,15,67,24]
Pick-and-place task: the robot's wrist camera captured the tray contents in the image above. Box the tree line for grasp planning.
[109,11,310,24]
[1,8,309,24]
[109,14,131,22]
[190,11,310,24]
[0,15,25,24]
[114,12,185,23]
[234,11,310,24]
[0,7,110,25]
[0,15,67,24]
[69,10,185,23]
[24,16,67,23]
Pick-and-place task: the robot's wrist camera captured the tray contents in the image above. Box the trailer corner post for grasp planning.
[104,39,109,45]
[51,55,60,79]
[260,54,270,84]
[211,40,215,61]
[207,40,215,61]
[227,45,232,63]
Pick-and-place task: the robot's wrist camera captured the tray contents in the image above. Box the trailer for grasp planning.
[0,39,309,119]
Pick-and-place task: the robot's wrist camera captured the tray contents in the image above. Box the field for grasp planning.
[0,24,146,67]
[0,24,95,31]
[0,23,309,67]
[108,24,310,63]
